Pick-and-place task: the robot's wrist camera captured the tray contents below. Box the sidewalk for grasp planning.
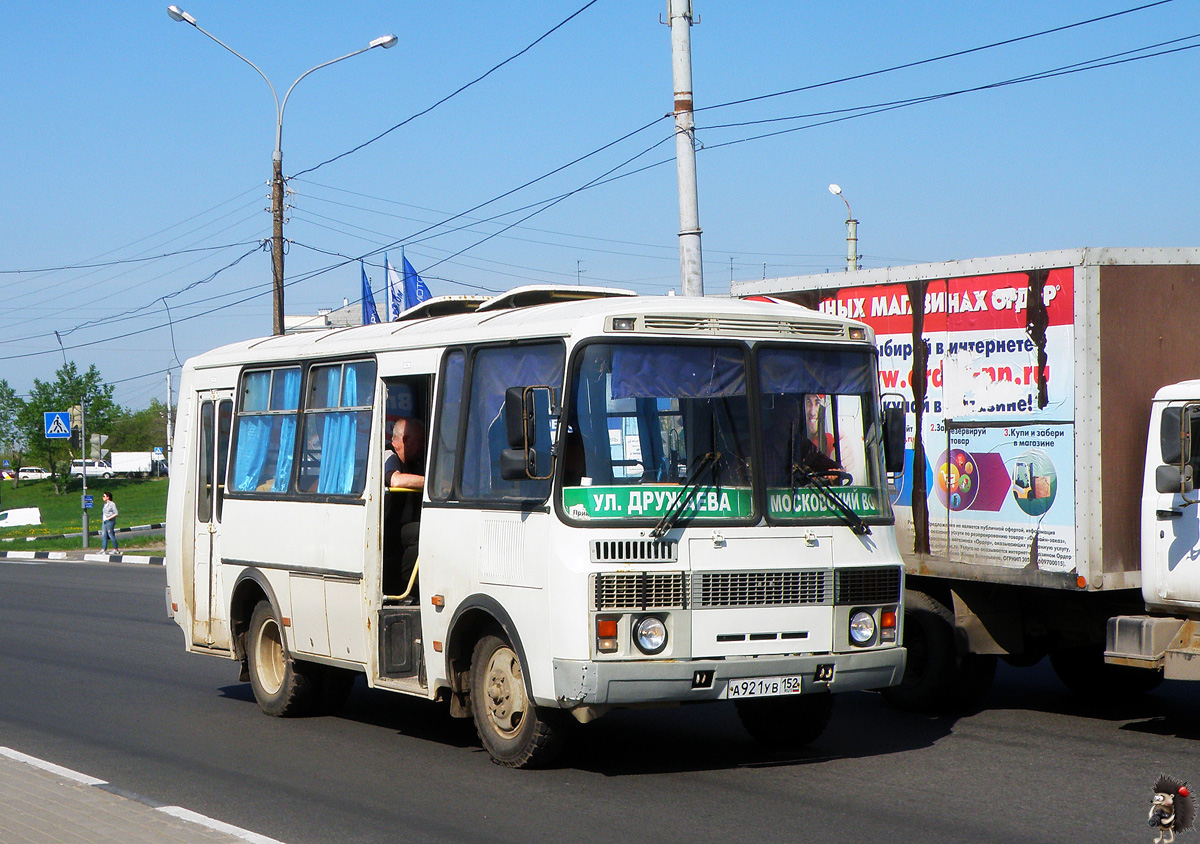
[0,748,285,844]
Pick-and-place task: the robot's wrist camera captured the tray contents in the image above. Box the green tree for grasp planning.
[0,379,25,506]
[107,399,171,452]
[17,362,118,494]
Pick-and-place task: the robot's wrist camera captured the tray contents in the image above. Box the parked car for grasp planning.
[69,459,113,479]
[1,468,15,480]
[18,467,51,480]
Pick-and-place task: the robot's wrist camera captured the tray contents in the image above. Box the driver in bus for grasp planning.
[762,394,841,487]
[384,417,425,598]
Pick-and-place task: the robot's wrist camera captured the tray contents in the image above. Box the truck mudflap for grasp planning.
[549,648,906,707]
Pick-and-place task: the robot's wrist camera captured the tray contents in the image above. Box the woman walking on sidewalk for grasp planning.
[101,492,119,553]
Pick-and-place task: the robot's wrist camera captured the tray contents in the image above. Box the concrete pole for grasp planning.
[166,370,174,475]
[846,217,859,271]
[668,0,704,297]
[80,399,88,549]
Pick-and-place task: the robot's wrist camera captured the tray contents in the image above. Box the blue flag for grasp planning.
[361,261,380,325]
[402,254,432,309]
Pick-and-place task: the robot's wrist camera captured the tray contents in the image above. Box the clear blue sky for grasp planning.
[1,1,1196,408]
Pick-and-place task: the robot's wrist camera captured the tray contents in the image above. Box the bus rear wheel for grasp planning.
[469,634,566,768]
[247,600,320,717]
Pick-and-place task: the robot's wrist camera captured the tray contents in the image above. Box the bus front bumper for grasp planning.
[549,647,906,707]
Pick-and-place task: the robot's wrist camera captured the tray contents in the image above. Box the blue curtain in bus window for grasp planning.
[611,345,745,399]
[232,416,272,491]
[758,348,873,395]
[317,365,356,494]
[270,368,300,492]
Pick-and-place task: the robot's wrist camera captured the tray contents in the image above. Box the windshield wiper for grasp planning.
[650,451,721,538]
[790,460,871,536]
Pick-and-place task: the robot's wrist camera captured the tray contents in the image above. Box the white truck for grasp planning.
[109,451,154,476]
[734,247,1200,707]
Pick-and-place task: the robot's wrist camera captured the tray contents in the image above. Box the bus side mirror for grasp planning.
[500,386,556,481]
[882,405,905,474]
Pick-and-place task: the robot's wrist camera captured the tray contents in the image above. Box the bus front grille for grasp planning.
[692,570,832,608]
[593,572,688,610]
[834,567,902,605]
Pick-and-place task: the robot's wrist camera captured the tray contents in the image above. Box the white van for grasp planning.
[70,459,113,478]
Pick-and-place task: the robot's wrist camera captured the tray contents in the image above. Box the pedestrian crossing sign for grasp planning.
[44,411,71,439]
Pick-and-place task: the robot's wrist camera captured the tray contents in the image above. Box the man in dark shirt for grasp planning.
[384,417,425,598]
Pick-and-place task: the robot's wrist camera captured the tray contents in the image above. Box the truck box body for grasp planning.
[734,248,1200,596]
[109,451,153,475]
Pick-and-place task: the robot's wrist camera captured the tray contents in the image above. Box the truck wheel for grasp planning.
[881,590,958,711]
[735,692,834,749]
[246,600,320,717]
[469,634,567,768]
[1049,645,1164,699]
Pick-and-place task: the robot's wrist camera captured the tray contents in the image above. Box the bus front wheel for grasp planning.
[469,634,566,768]
[247,600,319,717]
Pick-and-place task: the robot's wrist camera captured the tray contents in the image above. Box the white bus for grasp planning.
[166,287,907,768]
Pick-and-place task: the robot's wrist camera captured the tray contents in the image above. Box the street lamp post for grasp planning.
[167,6,397,335]
[828,184,859,272]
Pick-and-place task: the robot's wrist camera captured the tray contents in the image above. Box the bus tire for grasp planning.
[246,600,319,717]
[469,634,566,768]
[881,590,957,712]
[735,691,834,749]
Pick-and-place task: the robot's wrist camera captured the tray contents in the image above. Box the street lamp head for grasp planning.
[166,5,196,25]
[828,183,842,197]
[370,34,399,49]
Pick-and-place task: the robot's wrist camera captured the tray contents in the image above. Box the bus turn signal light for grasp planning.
[597,618,619,653]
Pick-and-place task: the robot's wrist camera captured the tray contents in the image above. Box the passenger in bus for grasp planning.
[386,417,425,491]
[384,417,425,598]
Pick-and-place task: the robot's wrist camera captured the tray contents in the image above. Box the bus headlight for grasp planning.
[849,610,876,645]
[633,616,668,655]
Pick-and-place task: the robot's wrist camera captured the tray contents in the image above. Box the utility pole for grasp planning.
[668,0,704,297]
[80,396,89,549]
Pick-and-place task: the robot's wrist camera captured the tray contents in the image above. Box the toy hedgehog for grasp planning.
[1150,775,1195,843]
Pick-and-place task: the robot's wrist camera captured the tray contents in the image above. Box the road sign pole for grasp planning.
[80,400,88,550]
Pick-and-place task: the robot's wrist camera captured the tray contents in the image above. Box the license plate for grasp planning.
[723,674,802,699]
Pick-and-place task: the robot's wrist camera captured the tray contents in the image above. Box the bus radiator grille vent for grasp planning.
[834,567,902,605]
[593,572,688,610]
[590,539,678,563]
[693,570,832,608]
[641,315,844,338]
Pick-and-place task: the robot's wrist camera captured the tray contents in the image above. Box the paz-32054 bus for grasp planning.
[166,287,907,767]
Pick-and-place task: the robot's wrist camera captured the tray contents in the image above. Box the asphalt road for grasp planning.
[1,560,1197,844]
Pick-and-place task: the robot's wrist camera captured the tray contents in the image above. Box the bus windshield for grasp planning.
[562,341,890,527]
[757,344,890,525]
[564,342,754,523]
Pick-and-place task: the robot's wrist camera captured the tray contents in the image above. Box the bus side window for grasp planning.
[460,343,563,502]
[429,351,465,500]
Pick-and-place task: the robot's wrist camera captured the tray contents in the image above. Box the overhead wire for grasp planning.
[292,0,602,179]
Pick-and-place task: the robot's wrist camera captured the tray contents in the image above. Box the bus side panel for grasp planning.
[220,499,370,664]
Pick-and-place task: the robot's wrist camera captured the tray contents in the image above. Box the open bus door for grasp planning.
[193,391,233,646]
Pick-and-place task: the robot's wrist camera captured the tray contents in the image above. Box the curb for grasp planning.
[0,550,164,566]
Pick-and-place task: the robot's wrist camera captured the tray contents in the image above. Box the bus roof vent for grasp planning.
[638,314,845,338]
[395,295,488,321]
[476,285,637,312]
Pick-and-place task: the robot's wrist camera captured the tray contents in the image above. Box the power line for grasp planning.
[0,240,262,276]
[695,0,1179,116]
[292,0,602,179]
